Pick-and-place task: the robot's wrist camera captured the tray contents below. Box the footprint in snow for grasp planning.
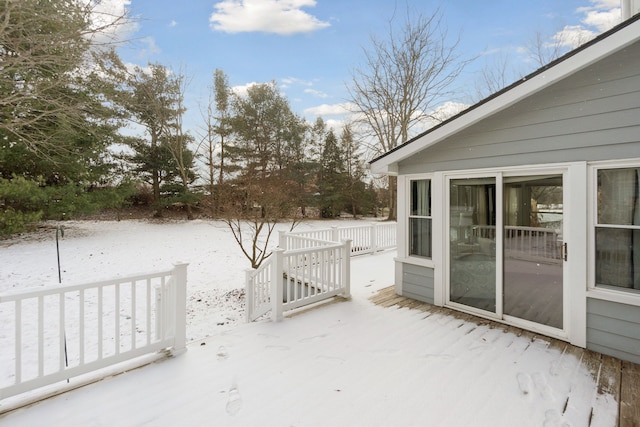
[216,346,228,360]
[226,385,242,416]
[517,372,533,395]
[299,334,328,342]
[532,372,554,401]
[257,333,279,339]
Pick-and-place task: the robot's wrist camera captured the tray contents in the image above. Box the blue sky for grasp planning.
[103,0,622,134]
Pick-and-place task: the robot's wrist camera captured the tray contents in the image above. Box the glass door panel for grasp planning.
[503,175,563,329]
[449,178,497,313]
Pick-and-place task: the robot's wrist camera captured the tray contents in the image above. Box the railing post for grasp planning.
[332,226,339,242]
[170,262,188,356]
[278,230,287,250]
[341,239,352,298]
[245,269,254,323]
[370,223,378,254]
[271,248,285,322]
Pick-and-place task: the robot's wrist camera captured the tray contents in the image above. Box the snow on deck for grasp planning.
[0,251,620,426]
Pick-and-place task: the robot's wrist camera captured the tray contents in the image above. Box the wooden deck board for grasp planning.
[369,286,640,427]
[620,361,640,427]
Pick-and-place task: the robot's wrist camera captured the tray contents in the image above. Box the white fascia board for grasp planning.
[369,19,640,175]
[370,161,397,175]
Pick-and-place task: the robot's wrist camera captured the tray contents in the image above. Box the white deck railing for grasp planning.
[471,225,562,262]
[0,263,188,401]
[283,222,396,256]
[245,240,351,322]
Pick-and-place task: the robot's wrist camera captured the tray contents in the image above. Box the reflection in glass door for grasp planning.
[449,178,497,313]
[448,174,565,330]
[503,176,563,329]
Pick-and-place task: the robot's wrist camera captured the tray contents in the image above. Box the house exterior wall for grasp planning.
[397,42,640,175]
[400,263,435,304]
[587,298,640,364]
[391,39,640,363]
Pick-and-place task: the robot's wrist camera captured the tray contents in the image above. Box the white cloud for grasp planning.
[281,77,314,88]
[304,88,329,98]
[430,101,469,122]
[582,8,621,31]
[304,103,354,117]
[124,63,153,76]
[169,20,178,27]
[550,25,597,48]
[576,0,620,13]
[88,0,139,45]
[139,36,161,56]
[231,81,261,97]
[543,1,621,52]
[209,0,330,35]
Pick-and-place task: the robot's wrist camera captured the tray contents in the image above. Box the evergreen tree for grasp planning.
[318,129,347,218]
[123,64,198,217]
[221,82,306,268]
[341,125,374,217]
[0,1,133,233]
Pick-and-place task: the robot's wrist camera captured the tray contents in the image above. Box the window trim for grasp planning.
[404,174,434,264]
[587,159,640,307]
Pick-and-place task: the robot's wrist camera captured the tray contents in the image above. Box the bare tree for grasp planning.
[526,30,567,68]
[221,176,302,269]
[473,53,523,101]
[348,7,470,220]
[166,67,198,220]
[474,25,594,102]
[196,69,233,216]
[220,82,306,269]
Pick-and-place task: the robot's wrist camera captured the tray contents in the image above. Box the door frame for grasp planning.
[440,163,585,342]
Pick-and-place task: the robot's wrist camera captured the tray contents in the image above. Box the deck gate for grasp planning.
[245,239,351,322]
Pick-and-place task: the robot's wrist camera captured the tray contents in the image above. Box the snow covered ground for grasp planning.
[0,219,618,426]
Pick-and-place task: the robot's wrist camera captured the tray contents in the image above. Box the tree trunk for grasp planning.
[387,175,397,221]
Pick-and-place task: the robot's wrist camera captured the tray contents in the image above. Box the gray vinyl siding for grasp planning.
[398,41,640,175]
[586,298,640,364]
[401,263,434,304]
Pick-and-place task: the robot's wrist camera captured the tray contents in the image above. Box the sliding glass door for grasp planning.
[449,178,497,313]
[503,175,563,329]
[448,172,565,330]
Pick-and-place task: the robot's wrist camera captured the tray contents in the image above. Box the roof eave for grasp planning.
[369,15,640,175]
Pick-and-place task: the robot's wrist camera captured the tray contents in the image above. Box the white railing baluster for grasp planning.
[131,280,136,350]
[115,283,120,355]
[38,296,44,378]
[59,293,65,372]
[146,279,151,347]
[15,300,22,385]
[98,286,103,360]
[79,289,85,365]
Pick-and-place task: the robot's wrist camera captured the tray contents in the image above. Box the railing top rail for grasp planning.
[286,228,333,236]
[283,241,345,256]
[340,222,395,229]
[0,269,174,302]
[284,235,337,245]
[474,224,559,232]
[504,225,559,233]
[247,259,271,277]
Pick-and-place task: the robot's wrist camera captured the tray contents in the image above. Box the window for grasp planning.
[409,179,432,258]
[595,167,640,293]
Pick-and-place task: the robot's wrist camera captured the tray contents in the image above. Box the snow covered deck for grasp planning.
[372,286,640,427]
[1,250,638,426]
